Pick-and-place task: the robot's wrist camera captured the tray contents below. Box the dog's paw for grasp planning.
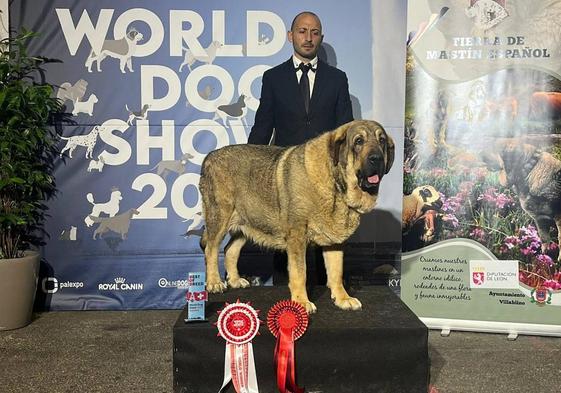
[207,281,227,293]
[227,277,250,289]
[297,301,317,314]
[334,296,362,311]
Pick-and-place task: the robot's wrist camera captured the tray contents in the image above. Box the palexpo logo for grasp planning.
[158,277,190,289]
[41,277,84,294]
[98,277,144,291]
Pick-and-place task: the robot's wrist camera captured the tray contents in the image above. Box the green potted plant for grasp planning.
[0,30,63,330]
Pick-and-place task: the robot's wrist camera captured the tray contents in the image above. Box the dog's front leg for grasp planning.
[286,234,316,314]
[323,246,362,311]
[224,235,250,289]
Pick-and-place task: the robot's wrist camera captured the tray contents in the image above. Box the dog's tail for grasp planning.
[88,215,103,223]
[199,228,207,252]
[86,193,95,205]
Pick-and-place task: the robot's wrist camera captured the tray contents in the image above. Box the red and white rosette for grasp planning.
[216,300,261,393]
[267,300,309,393]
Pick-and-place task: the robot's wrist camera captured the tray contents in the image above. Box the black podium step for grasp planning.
[173,286,428,393]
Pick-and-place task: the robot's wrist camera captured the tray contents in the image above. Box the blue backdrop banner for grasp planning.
[10,1,374,310]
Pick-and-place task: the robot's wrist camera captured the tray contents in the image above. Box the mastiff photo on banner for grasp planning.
[402,0,561,336]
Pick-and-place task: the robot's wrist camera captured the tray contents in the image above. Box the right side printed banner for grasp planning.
[402,0,561,335]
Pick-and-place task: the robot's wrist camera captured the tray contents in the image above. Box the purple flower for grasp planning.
[503,236,519,249]
[543,280,561,290]
[477,187,515,209]
[443,213,460,228]
[440,193,463,214]
[537,254,554,267]
[470,227,486,242]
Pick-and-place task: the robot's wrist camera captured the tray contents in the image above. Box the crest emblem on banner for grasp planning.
[530,287,552,306]
[466,0,509,31]
[472,271,485,285]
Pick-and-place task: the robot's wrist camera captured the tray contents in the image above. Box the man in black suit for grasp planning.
[247,11,354,285]
[248,11,353,146]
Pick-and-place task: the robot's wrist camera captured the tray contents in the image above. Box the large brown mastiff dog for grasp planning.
[199,120,394,313]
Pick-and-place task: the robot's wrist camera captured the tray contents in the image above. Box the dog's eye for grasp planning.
[355,137,364,146]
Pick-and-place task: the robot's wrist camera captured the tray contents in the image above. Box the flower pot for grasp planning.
[0,251,40,330]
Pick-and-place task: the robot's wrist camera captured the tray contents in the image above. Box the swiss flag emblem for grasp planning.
[186,290,208,302]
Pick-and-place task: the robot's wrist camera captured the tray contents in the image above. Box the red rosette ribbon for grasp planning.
[267,300,309,393]
[216,300,261,393]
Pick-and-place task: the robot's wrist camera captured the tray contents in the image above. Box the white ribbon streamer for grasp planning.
[219,342,259,393]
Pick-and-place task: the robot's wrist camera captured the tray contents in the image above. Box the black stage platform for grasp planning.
[173,286,428,393]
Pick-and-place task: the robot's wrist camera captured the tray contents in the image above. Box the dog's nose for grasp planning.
[368,152,383,165]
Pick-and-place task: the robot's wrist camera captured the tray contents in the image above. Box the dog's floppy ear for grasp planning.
[329,122,351,167]
[385,132,395,174]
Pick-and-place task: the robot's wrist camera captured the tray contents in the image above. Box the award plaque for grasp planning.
[185,272,207,322]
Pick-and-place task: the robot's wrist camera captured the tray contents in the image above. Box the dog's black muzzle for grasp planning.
[358,151,386,195]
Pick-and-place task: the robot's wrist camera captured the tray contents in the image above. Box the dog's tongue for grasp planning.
[367,174,380,184]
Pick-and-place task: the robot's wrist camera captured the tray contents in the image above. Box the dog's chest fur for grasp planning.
[306,202,361,246]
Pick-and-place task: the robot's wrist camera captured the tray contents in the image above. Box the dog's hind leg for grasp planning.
[323,246,362,311]
[224,234,250,289]
[203,209,231,293]
[126,57,133,72]
[60,144,69,158]
[286,232,316,314]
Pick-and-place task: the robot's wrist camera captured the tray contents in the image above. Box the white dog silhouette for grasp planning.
[72,94,98,116]
[84,188,122,227]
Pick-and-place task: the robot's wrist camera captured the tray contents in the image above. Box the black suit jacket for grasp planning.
[248,58,353,147]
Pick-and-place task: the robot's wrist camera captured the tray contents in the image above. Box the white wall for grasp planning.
[351,0,406,243]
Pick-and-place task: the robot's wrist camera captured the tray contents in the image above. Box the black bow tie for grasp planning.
[296,63,315,73]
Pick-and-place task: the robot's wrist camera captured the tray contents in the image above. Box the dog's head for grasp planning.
[181,152,195,161]
[412,185,443,212]
[127,28,143,42]
[480,141,538,187]
[331,120,394,195]
[110,188,123,201]
[328,120,394,213]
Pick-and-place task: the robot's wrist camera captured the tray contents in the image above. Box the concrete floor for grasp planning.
[1,310,560,393]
